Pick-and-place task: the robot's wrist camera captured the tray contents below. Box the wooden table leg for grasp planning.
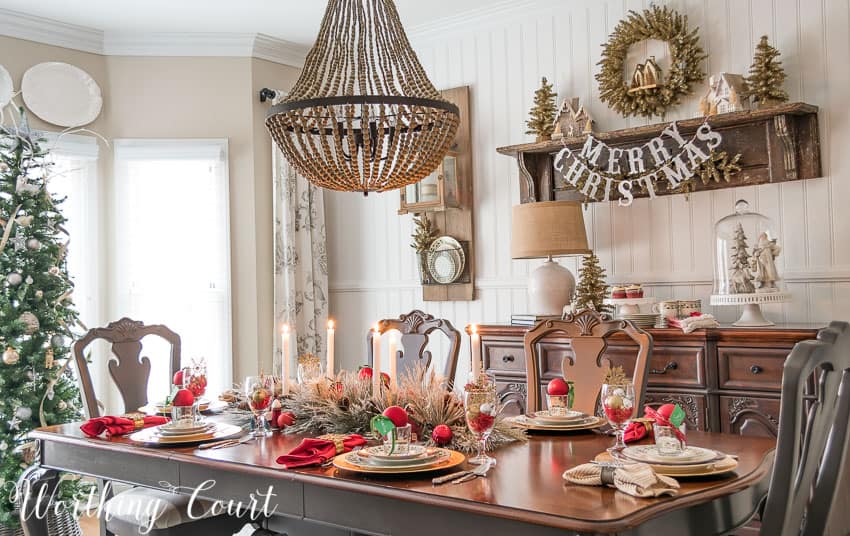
[18,464,59,536]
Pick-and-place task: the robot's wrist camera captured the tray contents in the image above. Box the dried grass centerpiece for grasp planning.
[280,367,526,454]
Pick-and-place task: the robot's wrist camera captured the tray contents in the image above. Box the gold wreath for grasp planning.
[596,5,706,118]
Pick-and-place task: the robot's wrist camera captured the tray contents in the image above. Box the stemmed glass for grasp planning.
[463,373,498,466]
[601,382,635,454]
[245,375,274,438]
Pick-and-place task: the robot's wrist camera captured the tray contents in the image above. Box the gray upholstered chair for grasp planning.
[523,309,653,415]
[760,321,850,536]
[72,317,246,536]
[366,310,462,385]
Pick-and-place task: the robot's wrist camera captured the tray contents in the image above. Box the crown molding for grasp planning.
[0,7,104,54]
[406,0,552,43]
[0,8,307,67]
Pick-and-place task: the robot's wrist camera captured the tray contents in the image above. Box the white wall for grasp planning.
[325,0,850,376]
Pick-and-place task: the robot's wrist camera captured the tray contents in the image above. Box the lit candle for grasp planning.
[326,319,335,379]
[372,323,381,393]
[388,332,398,385]
[470,324,481,382]
[281,324,290,395]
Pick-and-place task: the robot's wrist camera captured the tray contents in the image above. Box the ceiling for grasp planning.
[0,0,502,46]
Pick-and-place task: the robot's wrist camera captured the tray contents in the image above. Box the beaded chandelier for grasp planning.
[266,0,460,194]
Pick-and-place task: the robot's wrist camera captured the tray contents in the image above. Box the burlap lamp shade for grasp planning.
[511,201,591,315]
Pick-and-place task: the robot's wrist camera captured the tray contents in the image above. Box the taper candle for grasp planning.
[372,323,381,393]
[281,324,290,395]
[326,319,335,379]
[388,332,398,385]
[470,324,481,381]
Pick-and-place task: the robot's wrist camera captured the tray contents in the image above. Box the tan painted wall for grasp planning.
[2,36,300,385]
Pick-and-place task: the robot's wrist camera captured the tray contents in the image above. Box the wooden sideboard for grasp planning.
[477,324,822,436]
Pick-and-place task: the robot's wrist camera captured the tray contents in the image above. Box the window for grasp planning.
[113,140,232,404]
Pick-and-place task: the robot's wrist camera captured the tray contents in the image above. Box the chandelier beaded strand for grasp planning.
[266,0,460,194]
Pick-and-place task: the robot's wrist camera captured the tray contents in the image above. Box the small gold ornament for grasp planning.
[16,215,33,227]
[45,348,54,369]
[18,312,40,334]
[2,347,20,365]
[48,266,60,276]
[26,238,40,250]
[35,290,43,300]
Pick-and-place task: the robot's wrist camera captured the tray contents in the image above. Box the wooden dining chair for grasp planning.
[523,309,653,415]
[760,321,850,536]
[366,310,461,383]
[72,317,246,536]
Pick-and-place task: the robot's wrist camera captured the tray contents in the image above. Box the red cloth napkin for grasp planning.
[624,421,649,443]
[80,415,169,438]
[276,434,367,469]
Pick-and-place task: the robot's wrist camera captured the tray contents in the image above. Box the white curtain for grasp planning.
[273,143,329,374]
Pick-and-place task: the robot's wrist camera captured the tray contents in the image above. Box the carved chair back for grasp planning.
[366,310,461,383]
[72,317,181,418]
[760,321,850,536]
[523,310,653,415]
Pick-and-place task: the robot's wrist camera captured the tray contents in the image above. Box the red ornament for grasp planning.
[277,412,296,428]
[547,378,569,396]
[380,372,391,388]
[172,370,184,386]
[432,424,453,445]
[358,366,373,381]
[657,403,676,419]
[382,405,409,427]
[172,389,194,407]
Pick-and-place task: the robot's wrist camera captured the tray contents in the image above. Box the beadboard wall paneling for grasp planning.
[324,0,850,377]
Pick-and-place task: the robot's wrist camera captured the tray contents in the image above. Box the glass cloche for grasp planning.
[710,200,790,326]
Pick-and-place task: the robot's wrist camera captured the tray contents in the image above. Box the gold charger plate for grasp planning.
[333,448,465,474]
[509,415,606,432]
[593,452,739,478]
[128,423,242,447]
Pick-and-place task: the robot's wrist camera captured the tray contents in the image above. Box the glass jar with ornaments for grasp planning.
[710,200,790,326]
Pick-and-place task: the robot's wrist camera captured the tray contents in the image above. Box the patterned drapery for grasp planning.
[273,143,329,373]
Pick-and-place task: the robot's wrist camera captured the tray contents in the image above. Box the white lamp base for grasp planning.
[528,259,575,315]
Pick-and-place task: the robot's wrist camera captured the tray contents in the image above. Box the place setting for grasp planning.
[509,378,606,432]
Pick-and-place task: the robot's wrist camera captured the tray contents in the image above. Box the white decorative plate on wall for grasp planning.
[0,65,13,108]
[427,236,465,284]
[21,62,103,127]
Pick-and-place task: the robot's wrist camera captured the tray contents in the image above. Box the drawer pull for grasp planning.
[650,361,678,375]
[502,355,515,364]
[750,365,763,375]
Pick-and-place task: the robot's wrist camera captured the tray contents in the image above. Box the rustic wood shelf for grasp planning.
[496,102,821,203]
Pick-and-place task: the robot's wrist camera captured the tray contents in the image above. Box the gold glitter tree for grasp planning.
[742,35,789,107]
[525,77,557,141]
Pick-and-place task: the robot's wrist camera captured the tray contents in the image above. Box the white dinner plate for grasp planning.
[529,410,587,425]
[156,422,214,436]
[22,62,103,127]
[362,444,430,460]
[621,445,720,465]
[348,449,449,469]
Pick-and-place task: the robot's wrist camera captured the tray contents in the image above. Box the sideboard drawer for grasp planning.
[719,395,780,437]
[605,345,706,388]
[718,347,789,392]
[483,341,525,375]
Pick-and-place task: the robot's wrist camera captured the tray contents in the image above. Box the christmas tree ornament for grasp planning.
[48,266,60,276]
[525,77,557,141]
[11,230,26,252]
[25,276,33,285]
[18,311,39,334]
[57,400,67,410]
[7,416,20,430]
[51,334,64,347]
[44,348,54,369]
[14,407,32,421]
[6,272,22,286]
[2,347,18,365]
[15,215,33,227]
[26,238,40,250]
[34,290,43,300]
[573,253,613,314]
[596,5,706,118]
[742,36,788,107]
[431,424,453,446]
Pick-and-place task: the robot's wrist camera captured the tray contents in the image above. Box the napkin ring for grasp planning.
[123,412,147,430]
[600,466,616,485]
[319,434,347,454]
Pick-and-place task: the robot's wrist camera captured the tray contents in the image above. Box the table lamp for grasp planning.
[511,201,591,315]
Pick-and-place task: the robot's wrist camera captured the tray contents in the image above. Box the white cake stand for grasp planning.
[604,297,657,316]
[709,292,791,326]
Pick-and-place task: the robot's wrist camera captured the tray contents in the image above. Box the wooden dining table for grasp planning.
[22,425,775,536]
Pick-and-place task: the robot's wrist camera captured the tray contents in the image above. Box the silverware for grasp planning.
[451,461,493,484]
[432,470,471,485]
[200,436,254,450]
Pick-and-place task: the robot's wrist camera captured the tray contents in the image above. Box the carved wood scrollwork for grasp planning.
[727,396,779,436]
[518,152,537,203]
[499,382,527,415]
[774,114,797,180]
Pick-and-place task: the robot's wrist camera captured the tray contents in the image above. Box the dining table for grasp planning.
[20,423,775,536]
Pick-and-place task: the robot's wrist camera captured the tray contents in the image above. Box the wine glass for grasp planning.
[245,375,274,438]
[463,373,498,466]
[601,382,635,454]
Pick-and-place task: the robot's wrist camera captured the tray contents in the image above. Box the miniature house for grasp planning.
[701,73,749,116]
[551,97,594,139]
